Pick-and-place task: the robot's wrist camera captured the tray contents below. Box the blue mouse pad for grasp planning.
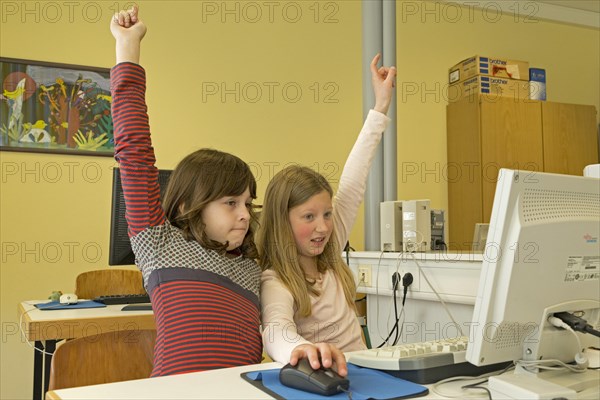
[35,301,107,310]
[241,364,429,400]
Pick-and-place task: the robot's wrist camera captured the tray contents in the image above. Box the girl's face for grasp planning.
[201,188,252,250]
[288,190,333,267]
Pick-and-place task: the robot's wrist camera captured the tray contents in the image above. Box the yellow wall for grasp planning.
[1,1,598,398]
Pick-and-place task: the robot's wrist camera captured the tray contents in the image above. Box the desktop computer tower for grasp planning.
[430,209,445,250]
[402,200,431,252]
[381,200,441,252]
[380,201,403,252]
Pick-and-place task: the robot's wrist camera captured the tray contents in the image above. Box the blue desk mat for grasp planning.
[241,364,429,400]
[35,301,106,310]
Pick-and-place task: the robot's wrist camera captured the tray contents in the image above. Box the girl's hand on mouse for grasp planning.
[290,342,348,377]
[370,53,396,115]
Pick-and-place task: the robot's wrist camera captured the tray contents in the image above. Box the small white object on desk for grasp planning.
[583,164,600,178]
[59,294,78,305]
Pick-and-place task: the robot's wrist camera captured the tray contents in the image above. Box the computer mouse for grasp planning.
[279,358,349,396]
[59,293,78,305]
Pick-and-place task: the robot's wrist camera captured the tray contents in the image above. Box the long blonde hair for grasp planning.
[257,166,356,317]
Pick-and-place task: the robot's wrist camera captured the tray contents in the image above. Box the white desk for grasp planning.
[19,301,155,400]
[45,362,483,400]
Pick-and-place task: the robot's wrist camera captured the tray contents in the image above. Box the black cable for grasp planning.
[401,273,413,307]
[392,277,401,346]
[585,326,600,337]
[461,381,492,400]
[555,311,600,338]
[392,273,413,346]
[377,281,400,348]
[377,273,413,348]
[344,241,355,267]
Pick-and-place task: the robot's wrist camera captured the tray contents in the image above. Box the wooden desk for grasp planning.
[18,301,155,400]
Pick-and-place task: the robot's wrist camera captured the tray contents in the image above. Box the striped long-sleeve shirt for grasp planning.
[111,62,262,377]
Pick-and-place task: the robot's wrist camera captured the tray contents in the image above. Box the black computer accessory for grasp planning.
[93,294,150,305]
[279,358,349,396]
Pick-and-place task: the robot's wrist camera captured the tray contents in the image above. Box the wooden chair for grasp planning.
[48,329,156,391]
[75,269,146,299]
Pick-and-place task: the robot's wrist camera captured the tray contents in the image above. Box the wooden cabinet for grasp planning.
[446,95,598,250]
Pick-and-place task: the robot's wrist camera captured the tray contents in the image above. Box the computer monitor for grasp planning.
[108,168,172,265]
[466,169,600,368]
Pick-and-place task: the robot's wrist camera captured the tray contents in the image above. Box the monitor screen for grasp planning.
[466,169,600,367]
[108,168,172,266]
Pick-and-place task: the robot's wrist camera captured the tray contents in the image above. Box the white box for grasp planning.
[529,68,546,101]
[402,200,431,252]
[380,201,403,252]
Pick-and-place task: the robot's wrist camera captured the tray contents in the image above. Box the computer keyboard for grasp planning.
[93,294,150,305]
[348,337,511,384]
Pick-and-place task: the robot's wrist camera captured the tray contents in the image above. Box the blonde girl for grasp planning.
[258,55,396,375]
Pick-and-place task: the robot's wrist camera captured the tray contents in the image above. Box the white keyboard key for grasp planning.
[377,349,394,358]
[442,343,458,352]
[430,343,443,352]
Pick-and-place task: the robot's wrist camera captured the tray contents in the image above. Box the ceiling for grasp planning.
[537,0,600,13]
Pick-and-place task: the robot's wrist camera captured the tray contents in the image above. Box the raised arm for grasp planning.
[110,7,165,238]
[334,54,396,247]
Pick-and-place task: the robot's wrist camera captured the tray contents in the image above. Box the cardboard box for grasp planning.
[449,56,530,84]
[448,75,530,103]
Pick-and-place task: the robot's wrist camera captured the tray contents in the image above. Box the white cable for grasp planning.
[19,301,62,356]
[431,364,515,398]
[516,358,588,373]
[548,316,584,353]
[374,250,386,343]
[410,252,465,337]
[545,316,588,370]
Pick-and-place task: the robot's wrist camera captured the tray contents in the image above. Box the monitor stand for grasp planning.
[489,369,600,400]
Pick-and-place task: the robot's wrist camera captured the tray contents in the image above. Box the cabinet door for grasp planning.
[447,98,483,250]
[480,98,544,221]
[541,102,599,175]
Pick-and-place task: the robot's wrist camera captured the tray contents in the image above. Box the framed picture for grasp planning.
[0,57,113,157]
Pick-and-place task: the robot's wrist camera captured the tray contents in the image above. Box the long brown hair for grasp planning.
[162,148,258,258]
[256,165,356,317]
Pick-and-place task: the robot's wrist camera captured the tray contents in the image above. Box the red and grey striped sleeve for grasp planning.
[111,62,165,237]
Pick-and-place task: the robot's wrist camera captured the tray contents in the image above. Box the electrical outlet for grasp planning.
[358,265,372,286]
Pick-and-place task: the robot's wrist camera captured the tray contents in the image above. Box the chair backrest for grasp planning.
[75,269,145,299]
[48,329,156,391]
